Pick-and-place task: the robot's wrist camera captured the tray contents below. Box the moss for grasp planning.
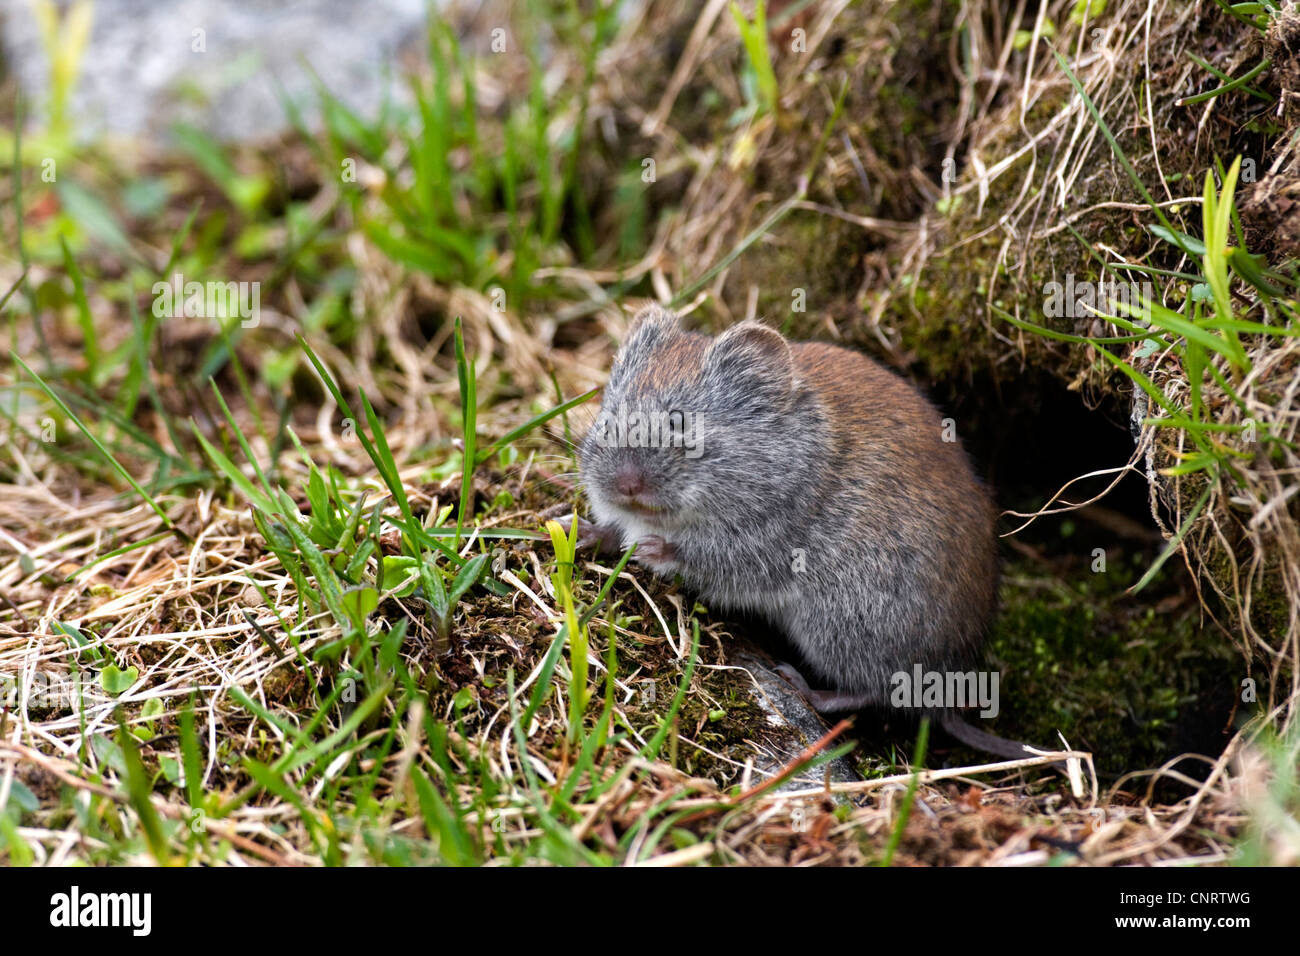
[983,554,1238,777]
[675,665,770,779]
[1200,542,1296,706]
[720,210,875,333]
[701,0,972,335]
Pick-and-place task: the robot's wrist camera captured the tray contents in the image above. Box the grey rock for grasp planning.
[0,0,432,141]
[734,648,862,794]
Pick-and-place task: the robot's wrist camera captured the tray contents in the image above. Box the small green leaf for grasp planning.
[1148,224,1206,257]
[1,780,38,821]
[90,734,128,775]
[1069,0,1107,25]
[448,552,490,606]
[133,697,165,739]
[100,663,140,695]
[379,556,420,597]
[340,585,379,626]
[379,619,408,673]
[53,621,103,663]
[452,686,477,713]
[159,756,182,785]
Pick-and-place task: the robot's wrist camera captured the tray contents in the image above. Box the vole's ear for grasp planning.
[609,304,681,388]
[622,304,680,351]
[705,321,794,396]
[614,303,681,366]
[626,303,680,337]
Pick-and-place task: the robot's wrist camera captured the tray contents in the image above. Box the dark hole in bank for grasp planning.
[953,369,1234,779]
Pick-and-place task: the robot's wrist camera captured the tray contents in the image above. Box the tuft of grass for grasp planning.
[1235,717,1300,865]
[730,0,778,117]
[879,718,928,867]
[304,6,618,311]
[1000,51,1298,597]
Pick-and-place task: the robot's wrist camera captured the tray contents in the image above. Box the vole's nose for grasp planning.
[614,462,647,498]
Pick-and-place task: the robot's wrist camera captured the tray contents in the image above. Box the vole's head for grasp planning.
[580,306,803,533]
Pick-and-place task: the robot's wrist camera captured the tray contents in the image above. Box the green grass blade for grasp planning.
[191,422,282,517]
[1132,481,1214,592]
[880,718,929,867]
[638,620,701,761]
[454,316,477,549]
[475,388,599,465]
[59,235,99,376]
[12,352,188,542]
[180,693,204,810]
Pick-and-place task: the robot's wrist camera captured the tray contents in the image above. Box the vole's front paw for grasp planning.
[634,535,680,575]
[554,514,623,555]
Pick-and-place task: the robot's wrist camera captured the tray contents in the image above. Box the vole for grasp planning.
[575,304,1053,763]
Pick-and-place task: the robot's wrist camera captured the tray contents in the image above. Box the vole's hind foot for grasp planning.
[773,662,812,694]
[774,663,872,713]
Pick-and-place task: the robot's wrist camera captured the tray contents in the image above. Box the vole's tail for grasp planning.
[938,712,1066,766]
